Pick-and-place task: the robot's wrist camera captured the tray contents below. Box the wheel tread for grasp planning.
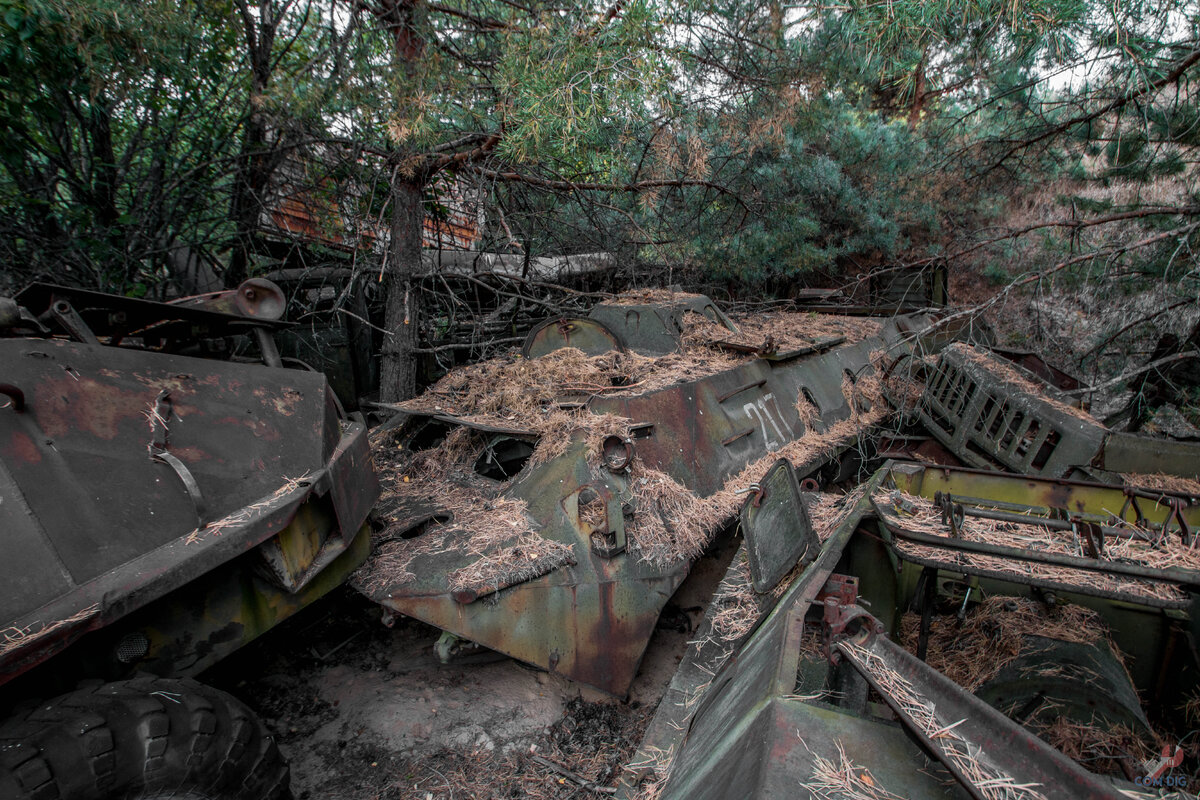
[0,678,290,800]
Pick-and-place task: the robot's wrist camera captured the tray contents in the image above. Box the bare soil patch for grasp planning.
[204,535,736,799]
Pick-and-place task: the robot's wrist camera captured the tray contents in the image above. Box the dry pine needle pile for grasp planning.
[874,490,1195,603]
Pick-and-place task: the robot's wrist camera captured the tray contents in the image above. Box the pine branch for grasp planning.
[467,166,748,208]
[917,221,1200,338]
[984,46,1200,173]
[1065,351,1200,397]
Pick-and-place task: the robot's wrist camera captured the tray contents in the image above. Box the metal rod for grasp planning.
[951,502,1158,543]
[889,525,1200,586]
[916,565,937,662]
[253,327,284,368]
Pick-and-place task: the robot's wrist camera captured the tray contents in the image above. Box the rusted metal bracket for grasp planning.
[1168,498,1194,548]
[0,383,24,412]
[1119,486,1149,529]
[1073,518,1106,559]
[817,573,858,606]
[147,389,207,526]
[579,484,626,559]
[934,490,964,537]
[818,577,883,664]
[601,435,634,472]
[822,599,883,664]
[49,299,101,345]
[151,450,208,526]
[1120,486,1194,547]
[717,378,767,403]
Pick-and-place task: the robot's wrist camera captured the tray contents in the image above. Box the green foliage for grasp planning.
[1,0,1197,308]
[493,0,671,169]
[0,0,251,290]
[638,101,937,284]
[983,261,1013,285]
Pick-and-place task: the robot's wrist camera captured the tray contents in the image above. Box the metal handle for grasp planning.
[0,383,24,411]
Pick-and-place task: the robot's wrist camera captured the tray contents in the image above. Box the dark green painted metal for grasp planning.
[1100,431,1200,479]
[974,636,1151,735]
[837,632,1121,800]
[740,459,817,593]
[919,346,1105,477]
[621,480,883,797]
[887,462,1200,530]
[919,346,1200,482]
[362,305,963,696]
[521,317,626,358]
[586,295,737,356]
[650,478,967,800]
[628,462,1194,799]
[100,519,372,681]
[881,461,1198,694]
[0,287,380,691]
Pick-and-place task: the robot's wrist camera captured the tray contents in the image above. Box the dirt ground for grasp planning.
[204,537,737,800]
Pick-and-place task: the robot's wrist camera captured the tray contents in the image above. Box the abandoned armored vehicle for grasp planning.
[0,282,378,799]
[355,290,976,696]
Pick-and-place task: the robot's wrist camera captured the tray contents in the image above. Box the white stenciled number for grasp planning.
[763,393,795,438]
[742,393,794,450]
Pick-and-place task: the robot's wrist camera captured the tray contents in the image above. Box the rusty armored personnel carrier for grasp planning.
[0,282,378,800]
[354,291,973,696]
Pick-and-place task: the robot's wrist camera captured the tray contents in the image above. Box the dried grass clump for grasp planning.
[897,597,1107,691]
[621,388,884,570]
[400,347,651,424]
[1120,472,1200,497]
[706,550,760,642]
[949,344,1098,425]
[355,487,543,593]
[683,309,883,353]
[808,486,869,543]
[397,343,743,431]
[1183,691,1200,726]
[840,640,1050,800]
[0,603,100,659]
[626,466,724,567]
[676,491,868,649]
[874,490,1194,602]
[447,531,575,595]
[803,741,905,800]
[366,309,898,586]
[607,288,707,305]
[796,391,820,428]
[578,492,608,532]
[1032,717,1154,777]
[881,357,932,414]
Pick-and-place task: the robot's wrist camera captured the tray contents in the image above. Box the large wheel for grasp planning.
[0,677,290,800]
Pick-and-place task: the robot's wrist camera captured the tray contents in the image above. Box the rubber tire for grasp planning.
[0,677,290,800]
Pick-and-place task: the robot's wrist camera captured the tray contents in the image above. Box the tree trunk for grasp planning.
[908,50,928,129]
[227,0,279,288]
[380,178,425,402]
